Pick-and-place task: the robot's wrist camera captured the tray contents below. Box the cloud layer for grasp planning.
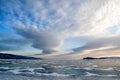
[0,0,120,57]
[73,35,120,53]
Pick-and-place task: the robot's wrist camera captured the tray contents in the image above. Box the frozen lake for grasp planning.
[0,59,120,80]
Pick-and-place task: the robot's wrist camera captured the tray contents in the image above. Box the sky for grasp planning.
[0,0,120,59]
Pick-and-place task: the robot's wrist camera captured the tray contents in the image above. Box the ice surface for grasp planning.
[0,59,120,80]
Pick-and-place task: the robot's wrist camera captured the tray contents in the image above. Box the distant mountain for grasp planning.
[0,53,42,59]
[83,57,120,60]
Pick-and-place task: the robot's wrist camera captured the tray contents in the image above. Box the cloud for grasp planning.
[0,0,120,55]
[0,38,28,51]
[0,45,16,51]
[13,26,63,54]
[73,35,120,53]
[1,0,109,34]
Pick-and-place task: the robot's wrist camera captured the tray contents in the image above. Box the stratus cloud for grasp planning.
[0,38,28,51]
[73,35,120,53]
[0,29,29,51]
[1,0,120,55]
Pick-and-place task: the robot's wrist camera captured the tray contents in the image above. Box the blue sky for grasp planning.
[0,0,120,59]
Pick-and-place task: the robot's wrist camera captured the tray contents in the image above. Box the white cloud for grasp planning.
[1,0,120,55]
[73,35,120,52]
